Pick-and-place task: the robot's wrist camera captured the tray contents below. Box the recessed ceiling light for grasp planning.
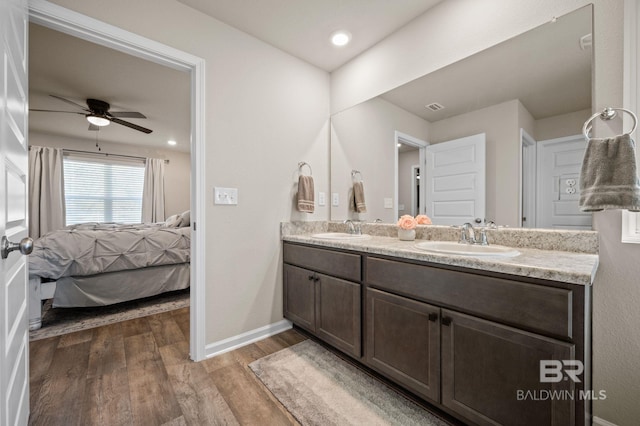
[331,30,351,47]
[168,140,177,146]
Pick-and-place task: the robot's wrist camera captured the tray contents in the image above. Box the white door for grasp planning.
[425,134,486,225]
[536,135,591,229]
[1,0,30,424]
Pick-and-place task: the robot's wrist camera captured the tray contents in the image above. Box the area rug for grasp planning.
[29,289,190,341]
[249,340,451,426]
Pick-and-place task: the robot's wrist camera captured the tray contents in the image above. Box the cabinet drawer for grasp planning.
[366,257,572,339]
[284,243,361,282]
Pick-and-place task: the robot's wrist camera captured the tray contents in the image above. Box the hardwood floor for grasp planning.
[29,307,307,426]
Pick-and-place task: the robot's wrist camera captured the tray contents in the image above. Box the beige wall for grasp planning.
[330,96,428,222]
[331,1,638,424]
[535,108,592,141]
[47,0,331,345]
[29,131,191,217]
[429,100,521,227]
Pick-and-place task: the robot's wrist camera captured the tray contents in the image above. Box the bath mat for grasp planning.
[249,339,451,426]
[29,289,190,341]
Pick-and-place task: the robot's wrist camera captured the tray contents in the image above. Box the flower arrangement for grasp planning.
[415,214,432,225]
[397,215,417,230]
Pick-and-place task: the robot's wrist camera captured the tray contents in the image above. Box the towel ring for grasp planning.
[298,162,312,176]
[582,107,638,139]
[351,170,363,182]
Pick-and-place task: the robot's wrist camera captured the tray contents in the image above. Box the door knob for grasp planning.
[1,236,33,259]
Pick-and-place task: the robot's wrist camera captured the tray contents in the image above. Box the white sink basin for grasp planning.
[311,232,370,240]
[415,241,520,258]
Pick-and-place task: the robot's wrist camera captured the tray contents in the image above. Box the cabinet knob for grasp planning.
[308,275,315,281]
[313,276,320,282]
[441,317,452,326]
[428,313,438,322]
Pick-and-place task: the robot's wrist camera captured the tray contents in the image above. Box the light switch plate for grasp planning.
[318,192,326,206]
[214,187,238,205]
[384,198,393,209]
[332,193,339,206]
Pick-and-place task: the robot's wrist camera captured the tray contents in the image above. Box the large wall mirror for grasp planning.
[330,5,593,229]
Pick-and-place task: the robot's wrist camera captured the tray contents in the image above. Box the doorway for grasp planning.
[394,131,428,220]
[29,1,207,360]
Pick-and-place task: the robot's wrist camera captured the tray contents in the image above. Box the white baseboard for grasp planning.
[593,416,619,426]
[204,319,293,359]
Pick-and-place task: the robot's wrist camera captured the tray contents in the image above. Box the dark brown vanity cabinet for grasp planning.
[283,243,362,358]
[283,242,590,426]
[365,287,440,403]
[440,309,575,426]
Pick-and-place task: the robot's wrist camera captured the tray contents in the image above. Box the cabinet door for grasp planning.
[441,309,575,426]
[283,264,316,332]
[365,288,440,403]
[316,273,361,358]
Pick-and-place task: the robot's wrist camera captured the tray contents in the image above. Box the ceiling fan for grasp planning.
[30,95,153,134]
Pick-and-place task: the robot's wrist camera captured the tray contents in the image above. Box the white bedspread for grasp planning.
[28,222,190,279]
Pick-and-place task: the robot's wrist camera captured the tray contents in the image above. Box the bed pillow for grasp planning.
[165,214,182,228]
[179,210,190,227]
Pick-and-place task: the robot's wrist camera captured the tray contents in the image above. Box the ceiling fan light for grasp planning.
[86,114,110,127]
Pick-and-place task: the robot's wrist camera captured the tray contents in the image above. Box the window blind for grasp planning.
[63,155,145,225]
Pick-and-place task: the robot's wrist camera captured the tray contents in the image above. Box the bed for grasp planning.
[27,212,191,330]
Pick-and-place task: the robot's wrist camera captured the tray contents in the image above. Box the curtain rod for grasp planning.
[62,149,169,164]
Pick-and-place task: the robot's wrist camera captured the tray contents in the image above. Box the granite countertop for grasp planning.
[282,233,599,286]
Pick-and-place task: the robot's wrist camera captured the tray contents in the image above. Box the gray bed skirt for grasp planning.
[51,263,191,308]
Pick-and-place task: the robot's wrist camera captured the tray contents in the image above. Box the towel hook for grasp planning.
[298,162,312,176]
[582,107,638,139]
[351,169,362,182]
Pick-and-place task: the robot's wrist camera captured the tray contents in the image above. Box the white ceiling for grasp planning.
[176,0,444,71]
[29,23,191,152]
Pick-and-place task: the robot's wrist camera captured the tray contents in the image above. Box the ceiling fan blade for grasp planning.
[109,117,153,134]
[29,109,85,115]
[88,123,100,131]
[50,95,91,112]
[108,111,147,119]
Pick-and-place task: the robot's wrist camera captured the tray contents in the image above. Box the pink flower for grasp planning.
[415,215,432,225]
[397,215,417,230]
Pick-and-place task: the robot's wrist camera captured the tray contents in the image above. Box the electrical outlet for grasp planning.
[384,198,393,209]
[332,193,339,206]
[318,192,326,206]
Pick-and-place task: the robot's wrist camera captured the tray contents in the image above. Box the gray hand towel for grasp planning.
[297,175,314,213]
[579,134,640,211]
[352,181,367,213]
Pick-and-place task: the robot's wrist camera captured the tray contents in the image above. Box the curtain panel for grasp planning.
[142,158,166,223]
[29,146,65,238]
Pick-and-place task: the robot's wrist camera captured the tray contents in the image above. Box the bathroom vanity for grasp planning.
[282,223,598,426]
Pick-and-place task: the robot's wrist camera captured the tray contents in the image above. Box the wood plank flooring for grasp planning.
[29,307,307,426]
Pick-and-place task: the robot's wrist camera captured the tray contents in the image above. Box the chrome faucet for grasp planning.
[459,222,476,244]
[459,222,491,245]
[344,219,362,235]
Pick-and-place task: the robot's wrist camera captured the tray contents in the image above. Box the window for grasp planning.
[63,154,145,225]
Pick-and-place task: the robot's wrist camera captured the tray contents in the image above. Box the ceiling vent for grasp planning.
[425,102,445,111]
